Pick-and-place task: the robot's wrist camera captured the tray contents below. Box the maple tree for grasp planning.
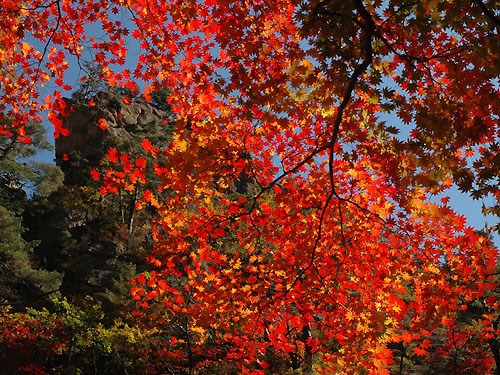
[1,0,500,374]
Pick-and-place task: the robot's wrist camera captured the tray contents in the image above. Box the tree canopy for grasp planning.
[1,0,500,374]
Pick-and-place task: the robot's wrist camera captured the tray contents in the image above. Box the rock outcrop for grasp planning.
[55,90,167,166]
[48,90,169,302]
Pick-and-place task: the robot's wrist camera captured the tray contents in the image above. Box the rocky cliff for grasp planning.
[44,90,170,304]
[55,90,168,166]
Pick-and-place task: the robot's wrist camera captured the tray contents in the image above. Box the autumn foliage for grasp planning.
[1,0,500,374]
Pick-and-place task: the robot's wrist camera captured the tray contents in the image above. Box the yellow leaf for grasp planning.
[173,133,188,152]
[21,42,31,57]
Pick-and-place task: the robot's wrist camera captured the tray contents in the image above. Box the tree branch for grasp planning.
[474,0,500,31]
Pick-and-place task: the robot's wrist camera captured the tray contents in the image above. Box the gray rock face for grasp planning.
[50,91,168,300]
[55,90,167,164]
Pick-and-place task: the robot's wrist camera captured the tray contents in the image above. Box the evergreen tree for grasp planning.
[0,119,63,307]
[0,120,63,201]
[0,206,62,307]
